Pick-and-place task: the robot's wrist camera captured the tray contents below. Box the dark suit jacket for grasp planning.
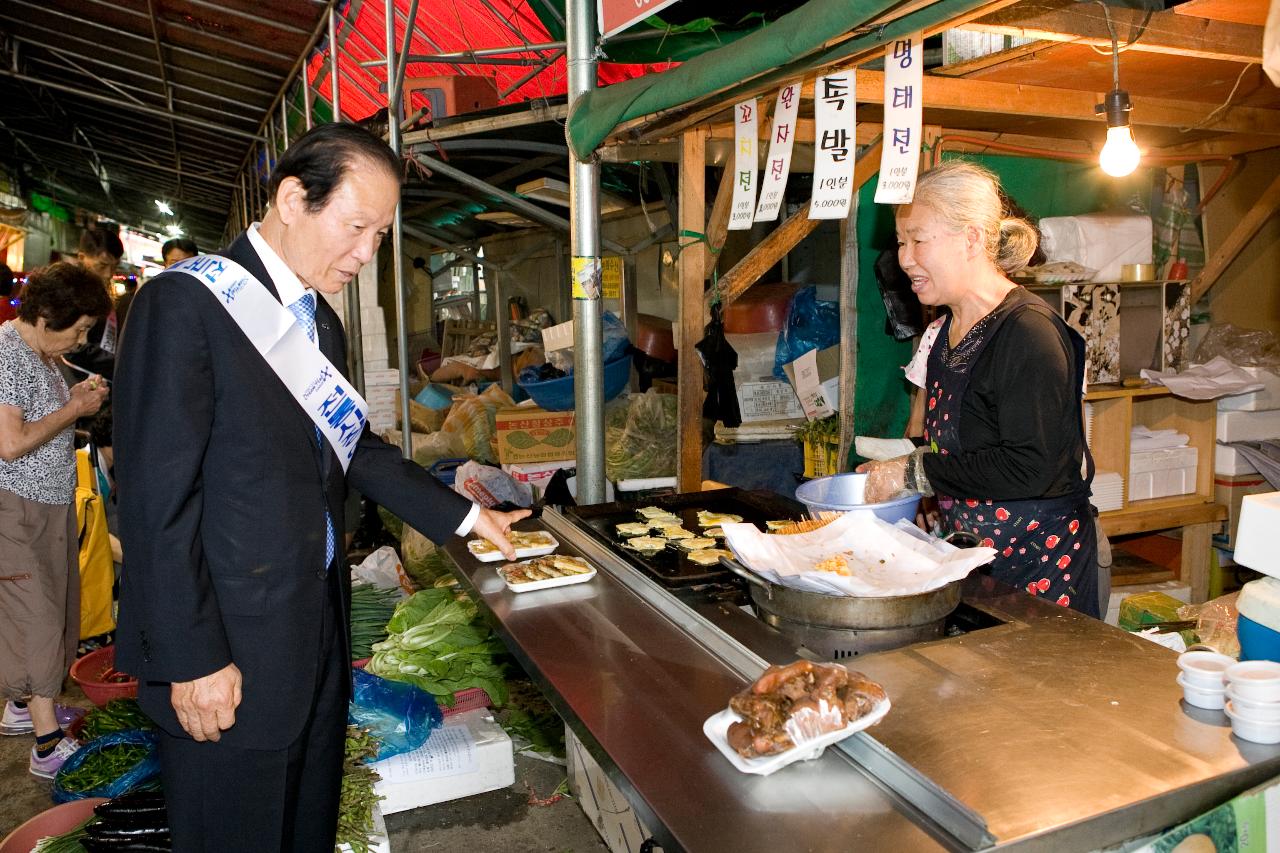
[114,234,472,749]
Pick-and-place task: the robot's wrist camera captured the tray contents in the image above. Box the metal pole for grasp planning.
[302,68,313,130]
[328,6,341,121]
[386,0,412,459]
[281,97,289,149]
[567,0,604,504]
[494,268,512,394]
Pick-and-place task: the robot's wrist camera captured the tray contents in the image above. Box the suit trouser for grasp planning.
[157,571,346,853]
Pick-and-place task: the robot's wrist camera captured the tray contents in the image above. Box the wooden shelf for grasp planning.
[1086,385,1222,602]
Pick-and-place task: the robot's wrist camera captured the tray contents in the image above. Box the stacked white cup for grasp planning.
[1176,650,1232,710]
[1225,660,1280,743]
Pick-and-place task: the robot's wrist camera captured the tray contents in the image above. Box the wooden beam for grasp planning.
[967,3,1263,65]
[932,39,1058,77]
[677,128,707,493]
[836,203,858,473]
[704,163,736,269]
[402,103,569,145]
[1152,135,1280,159]
[709,140,883,310]
[1190,169,1280,302]
[617,0,1027,146]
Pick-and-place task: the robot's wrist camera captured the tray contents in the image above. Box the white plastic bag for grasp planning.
[452,461,533,508]
[351,545,413,597]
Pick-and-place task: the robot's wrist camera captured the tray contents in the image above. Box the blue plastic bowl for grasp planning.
[794,472,921,525]
[1239,613,1280,663]
[518,353,632,412]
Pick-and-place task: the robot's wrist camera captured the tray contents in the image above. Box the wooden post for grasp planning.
[1190,169,1280,303]
[677,128,708,492]
[837,195,859,472]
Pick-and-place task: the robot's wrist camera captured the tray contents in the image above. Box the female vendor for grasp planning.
[862,160,1100,618]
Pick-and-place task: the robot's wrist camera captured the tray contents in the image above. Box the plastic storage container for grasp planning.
[518,353,631,412]
[1238,576,1280,661]
[794,473,921,524]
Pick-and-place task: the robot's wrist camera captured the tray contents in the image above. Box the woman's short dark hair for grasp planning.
[17,262,113,330]
[267,123,402,213]
[79,225,124,261]
[161,237,199,258]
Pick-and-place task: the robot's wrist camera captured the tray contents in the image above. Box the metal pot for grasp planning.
[721,558,963,659]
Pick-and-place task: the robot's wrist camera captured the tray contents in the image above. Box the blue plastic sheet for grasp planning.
[348,668,443,761]
[773,286,840,379]
[52,729,160,803]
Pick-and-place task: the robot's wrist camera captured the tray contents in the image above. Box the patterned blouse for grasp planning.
[0,322,75,504]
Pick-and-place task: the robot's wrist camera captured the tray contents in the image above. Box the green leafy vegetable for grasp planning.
[367,589,509,707]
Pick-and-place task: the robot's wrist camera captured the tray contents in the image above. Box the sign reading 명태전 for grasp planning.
[874,31,924,205]
[597,0,683,39]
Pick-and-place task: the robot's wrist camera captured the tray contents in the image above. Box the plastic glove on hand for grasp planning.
[861,456,909,503]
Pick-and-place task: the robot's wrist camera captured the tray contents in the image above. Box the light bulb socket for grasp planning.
[1095,87,1133,129]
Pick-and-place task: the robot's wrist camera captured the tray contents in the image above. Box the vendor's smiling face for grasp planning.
[274,157,398,295]
[895,203,974,308]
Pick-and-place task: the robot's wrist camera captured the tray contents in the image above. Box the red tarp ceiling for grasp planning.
[306,0,676,121]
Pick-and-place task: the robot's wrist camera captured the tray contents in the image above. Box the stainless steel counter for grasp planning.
[445,509,1280,852]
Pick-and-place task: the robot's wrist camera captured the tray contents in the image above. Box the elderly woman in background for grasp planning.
[862,161,1099,618]
[0,262,112,777]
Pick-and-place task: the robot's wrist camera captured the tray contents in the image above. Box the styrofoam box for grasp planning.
[1129,466,1196,501]
[1216,444,1259,476]
[1218,366,1280,412]
[372,709,514,815]
[1130,446,1198,474]
[1217,410,1280,444]
[1236,492,1280,579]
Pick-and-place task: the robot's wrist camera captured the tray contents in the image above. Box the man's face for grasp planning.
[278,158,398,295]
[163,248,196,268]
[77,251,117,286]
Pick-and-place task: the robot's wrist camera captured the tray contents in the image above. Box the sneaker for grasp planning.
[1,702,87,736]
[29,736,81,780]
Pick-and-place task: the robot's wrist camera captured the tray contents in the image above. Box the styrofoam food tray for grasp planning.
[703,697,891,776]
[467,533,559,563]
[500,560,596,593]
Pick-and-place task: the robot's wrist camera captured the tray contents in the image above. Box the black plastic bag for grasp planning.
[875,247,924,341]
[696,303,742,428]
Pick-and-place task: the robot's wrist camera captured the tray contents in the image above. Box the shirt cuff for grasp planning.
[455,503,482,536]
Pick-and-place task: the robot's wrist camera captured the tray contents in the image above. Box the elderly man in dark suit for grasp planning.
[113,123,527,852]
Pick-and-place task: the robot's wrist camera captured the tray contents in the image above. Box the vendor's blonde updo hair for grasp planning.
[906,160,1038,274]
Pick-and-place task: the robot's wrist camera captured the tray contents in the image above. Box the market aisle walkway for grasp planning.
[0,685,608,852]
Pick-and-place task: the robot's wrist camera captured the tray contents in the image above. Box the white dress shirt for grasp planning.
[245,224,480,536]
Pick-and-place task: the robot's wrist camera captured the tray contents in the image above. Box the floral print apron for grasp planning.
[924,296,1100,618]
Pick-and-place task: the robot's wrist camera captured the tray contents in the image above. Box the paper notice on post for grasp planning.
[373,723,478,783]
[874,32,924,205]
[754,80,802,222]
[729,99,759,231]
[810,71,857,220]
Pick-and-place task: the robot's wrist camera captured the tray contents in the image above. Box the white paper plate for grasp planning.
[500,562,597,593]
[703,697,891,776]
[467,534,559,562]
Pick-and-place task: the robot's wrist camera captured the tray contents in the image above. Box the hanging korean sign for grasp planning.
[598,0,682,39]
[874,32,924,205]
[754,80,802,223]
[728,99,759,231]
[808,71,857,220]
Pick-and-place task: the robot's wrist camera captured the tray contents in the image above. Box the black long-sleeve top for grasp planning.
[920,303,1089,502]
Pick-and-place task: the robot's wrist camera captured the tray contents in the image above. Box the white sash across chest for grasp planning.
[170,254,367,473]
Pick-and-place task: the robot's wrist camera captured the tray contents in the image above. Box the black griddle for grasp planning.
[565,488,805,587]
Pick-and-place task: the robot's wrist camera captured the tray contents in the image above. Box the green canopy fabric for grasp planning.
[567,0,988,159]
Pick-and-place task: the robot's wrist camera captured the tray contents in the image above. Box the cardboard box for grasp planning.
[1215,472,1271,550]
[567,728,655,853]
[372,709,514,815]
[495,406,576,464]
[735,380,803,423]
[502,459,575,499]
[781,345,841,420]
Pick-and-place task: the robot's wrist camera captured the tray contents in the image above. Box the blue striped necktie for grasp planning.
[287,291,336,572]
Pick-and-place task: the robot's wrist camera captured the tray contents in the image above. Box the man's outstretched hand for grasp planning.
[471,507,532,560]
[171,662,242,742]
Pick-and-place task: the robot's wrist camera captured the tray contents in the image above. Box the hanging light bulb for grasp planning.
[1094,2,1140,178]
[1098,90,1140,177]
